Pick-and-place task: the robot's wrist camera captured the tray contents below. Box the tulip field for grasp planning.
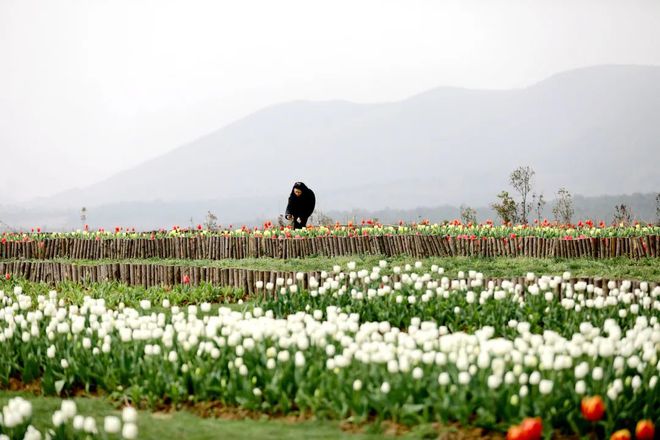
[1,256,659,439]
[1,221,659,439]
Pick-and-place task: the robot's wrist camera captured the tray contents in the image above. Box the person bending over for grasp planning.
[285,182,315,229]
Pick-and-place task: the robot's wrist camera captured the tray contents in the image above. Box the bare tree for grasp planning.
[656,193,660,226]
[532,193,546,223]
[613,204,633,226]
[460,205,477,225]
[552,188,574,224]
[204,210,218,230]
[0,219,15,232]
[309,210,335,226]
[491,191,518,224]
[510,166,535,224]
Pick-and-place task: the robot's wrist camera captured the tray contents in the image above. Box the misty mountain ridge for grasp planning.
[10,64,660,228]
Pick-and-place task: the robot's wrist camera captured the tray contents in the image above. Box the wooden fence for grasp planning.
[0,261,655,296]
[1,235,658,260]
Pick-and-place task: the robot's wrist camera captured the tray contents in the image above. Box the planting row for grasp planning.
[254,263,660,336]
[8,221,660,240]
[1,259,656,296]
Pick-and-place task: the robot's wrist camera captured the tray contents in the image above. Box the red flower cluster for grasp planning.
[581,395,605,421]
[610,429,631,440]
[636,420,655,440]
[507,417,542,440]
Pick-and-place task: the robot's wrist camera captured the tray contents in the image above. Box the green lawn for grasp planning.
[0,391,442,440]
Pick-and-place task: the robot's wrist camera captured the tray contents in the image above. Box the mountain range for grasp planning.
[4,64,660,229]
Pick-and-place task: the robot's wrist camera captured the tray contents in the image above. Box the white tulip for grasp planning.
[122,422,139,439]
[122,406,138,423]
[380,382,390,394]
[104,416,121,434]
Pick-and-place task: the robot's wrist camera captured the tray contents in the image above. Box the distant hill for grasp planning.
[14,64,660,228]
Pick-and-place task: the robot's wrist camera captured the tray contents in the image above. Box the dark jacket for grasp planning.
[285,182,316,221]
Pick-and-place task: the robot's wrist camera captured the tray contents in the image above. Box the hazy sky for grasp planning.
[2,0,660,202]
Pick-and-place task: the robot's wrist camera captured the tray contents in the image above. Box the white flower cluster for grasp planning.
[256,264,660,316]
[0,264,658,424]
[0,397,138,439]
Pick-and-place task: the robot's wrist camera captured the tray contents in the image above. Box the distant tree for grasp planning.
[656,193,660,225]
[310,210,334,226]
[532,193,546,223]
[552,188,574,224]
[80,206,87,229]
[613,204,633,225]
[491,191,518,224]
[0,218,14,232]
[510,166,535,224]
[460,205,477,225]
[204,210,218,230]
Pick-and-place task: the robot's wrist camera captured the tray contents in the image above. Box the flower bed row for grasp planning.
[1,262,658,438]
[1,259,656,296]
[5,221,660,241]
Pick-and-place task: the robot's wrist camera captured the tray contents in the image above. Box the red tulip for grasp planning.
[182,274,190,284]
[506,424,525,440]
[520,417,542,440]
[636,420,655,440]
[610,429,631,440]
[581,396,605,422]
[5,273,10,280]
[197,224,202,230]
